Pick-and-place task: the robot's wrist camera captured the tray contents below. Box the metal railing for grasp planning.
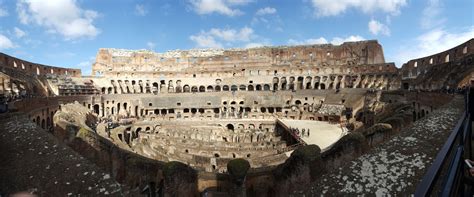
[415,87,473,196]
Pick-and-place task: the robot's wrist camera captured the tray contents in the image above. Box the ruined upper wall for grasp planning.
[92,40,386,76]
[0,53,81,77]
[401,39,474,79]
[400,38,474,90]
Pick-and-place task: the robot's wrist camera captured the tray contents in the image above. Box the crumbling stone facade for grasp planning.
[0,39,473,196]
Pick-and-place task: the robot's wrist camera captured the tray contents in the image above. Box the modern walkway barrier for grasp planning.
[415,87,473,196]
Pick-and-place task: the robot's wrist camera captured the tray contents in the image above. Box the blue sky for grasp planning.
[0,0,473,75]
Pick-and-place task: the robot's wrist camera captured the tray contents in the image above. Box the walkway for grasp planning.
[0,114,131,196]
[296,96,464,196]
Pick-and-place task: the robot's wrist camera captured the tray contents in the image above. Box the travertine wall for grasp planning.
[400,39,474,90]
[92,40,386,76]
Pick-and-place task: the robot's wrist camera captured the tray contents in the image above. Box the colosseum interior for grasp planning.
[0,38,473,196]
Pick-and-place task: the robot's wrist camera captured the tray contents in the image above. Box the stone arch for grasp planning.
[215,85,221,92]
[152,82,159,94]
[256,84,262,91]
[248,124,255,129]
[263,84,270,91]
[231,85,238,91]
[183,85,190,92]
[191,86,198,92]
[199,86,206,92]
[320,83,326,89]
[239,85,246,91]
[305,76,312,89]
[281,77,287,90]
[223,85,230,91]
[41,119,45,129]
[297,76,304,89]
[93,104,100,114]
[226,124,234,131]
[207,85,214,92]
[248,85,254,91]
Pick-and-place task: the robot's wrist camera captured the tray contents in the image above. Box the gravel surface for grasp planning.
[0,115,127,196]
[296,96,464,196]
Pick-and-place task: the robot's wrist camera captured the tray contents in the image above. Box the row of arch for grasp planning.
[99,74,395,95]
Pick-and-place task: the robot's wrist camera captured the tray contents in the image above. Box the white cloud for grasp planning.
[251,7,282,31]
[245,42,265,48]
[0,1,8,17]
[190,27,259,48]
[310,0,407,17]
[188,0,252,16]
[256,7,276,15]
[288,35,364,45]
[16,0,100,40]
[329,35,365,45]
[0,34,15,49]
[135,4,148,16]
[208,27,254,42]
[393,27,474,66]
[368,19,390,36]
[190,34,222,48]
[147,41,156,50]
[421,0,445,29]
[14,27,27,38]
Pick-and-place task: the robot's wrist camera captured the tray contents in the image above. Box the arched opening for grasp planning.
[239,85,246,91]
[215,85,221,92]
[248,85,254,91]
[93,104,100,114]
[223,85,229,91]
[256,84,262,91]
[154,109,159,114]
[183,85,190,92]
[226,124,234,131]
[41,119,45,129]
[207,86,214,92]
[231,85,238,91]
[320,83,326,90]
[199,86,206,92]
[152,82,159,94]
[191,86,198,92]
[297,77,304,89]
[135,127,142,138]
[263,84,270,91]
